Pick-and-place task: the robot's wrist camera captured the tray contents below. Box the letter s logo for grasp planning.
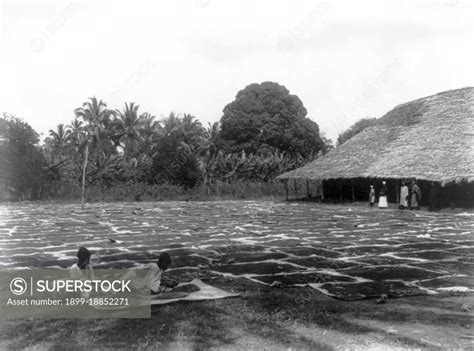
[10,277,27,295]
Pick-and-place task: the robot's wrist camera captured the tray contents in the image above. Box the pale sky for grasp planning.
[1,0,473,143]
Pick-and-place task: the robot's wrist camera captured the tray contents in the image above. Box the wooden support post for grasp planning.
[285,180,289,201]
[396,181,399,205]
[351,180,355,203]
[307,179,310,198]
[339,179,343,202]
[294,179,298,199]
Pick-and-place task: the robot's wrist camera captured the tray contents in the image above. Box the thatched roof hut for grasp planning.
[278,87,474,183]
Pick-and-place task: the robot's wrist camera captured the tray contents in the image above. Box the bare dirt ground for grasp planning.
[0,200,472,350]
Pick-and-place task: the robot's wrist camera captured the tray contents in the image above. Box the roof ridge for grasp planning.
[388,86,474,112]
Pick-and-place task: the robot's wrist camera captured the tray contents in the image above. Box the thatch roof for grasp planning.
[278,87,474,183]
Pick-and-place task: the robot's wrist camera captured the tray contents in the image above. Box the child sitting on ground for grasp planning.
[68,246,95,298]
[122,252,178,295]
[69,246,94,280]
[145,252,177,294]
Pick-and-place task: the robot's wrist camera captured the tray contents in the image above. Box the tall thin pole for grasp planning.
[351,180,355,202]
[396,181,399,205]
[339,179,343,202]
[81,144,89,210]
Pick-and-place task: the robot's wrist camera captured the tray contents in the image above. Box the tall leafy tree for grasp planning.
[0,113,48,200]
[219,81,325,157]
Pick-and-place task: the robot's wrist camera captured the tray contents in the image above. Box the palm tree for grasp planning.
[160,112,206,151]
[74,97,115,152]
[69,117,88,184]
[161,112,182,137]
[74,97,117,205]
[180,113,206,151]
[47,123,71,163]
[114,102,143,158]
[69,118,84,143]
[68,118,87,163]
[204,121,220,157]
[195,122,221,194]
[49,124,71,149]
[138,112,162,156]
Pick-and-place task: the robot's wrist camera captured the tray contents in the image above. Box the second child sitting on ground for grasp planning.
[122,252,178,295]
[145,252,177,294]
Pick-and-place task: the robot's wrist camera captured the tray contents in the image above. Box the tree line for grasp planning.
[1,82,338,201]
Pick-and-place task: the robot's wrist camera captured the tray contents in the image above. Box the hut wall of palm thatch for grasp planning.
[278,87,474,207]
[284,178,323,200]
[319,178,473,208]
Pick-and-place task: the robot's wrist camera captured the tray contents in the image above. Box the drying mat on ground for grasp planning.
[151,278,239,305]
[94,279,239,309]
[309,280,431,301]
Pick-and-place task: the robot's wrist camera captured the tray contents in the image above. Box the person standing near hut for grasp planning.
[369,185,375,207]
[410,180,422,210]
[399,181,409,209]
[378,181,388,208]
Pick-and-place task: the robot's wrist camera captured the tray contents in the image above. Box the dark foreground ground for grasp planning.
[0,201,472,350]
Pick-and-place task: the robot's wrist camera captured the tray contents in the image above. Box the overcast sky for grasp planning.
[1,0,473,142]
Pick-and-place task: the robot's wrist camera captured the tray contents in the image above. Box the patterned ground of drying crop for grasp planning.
[0,201,472,300]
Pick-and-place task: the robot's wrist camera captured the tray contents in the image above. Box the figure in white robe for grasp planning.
[399,183,409,209]
[378,181,388,208]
